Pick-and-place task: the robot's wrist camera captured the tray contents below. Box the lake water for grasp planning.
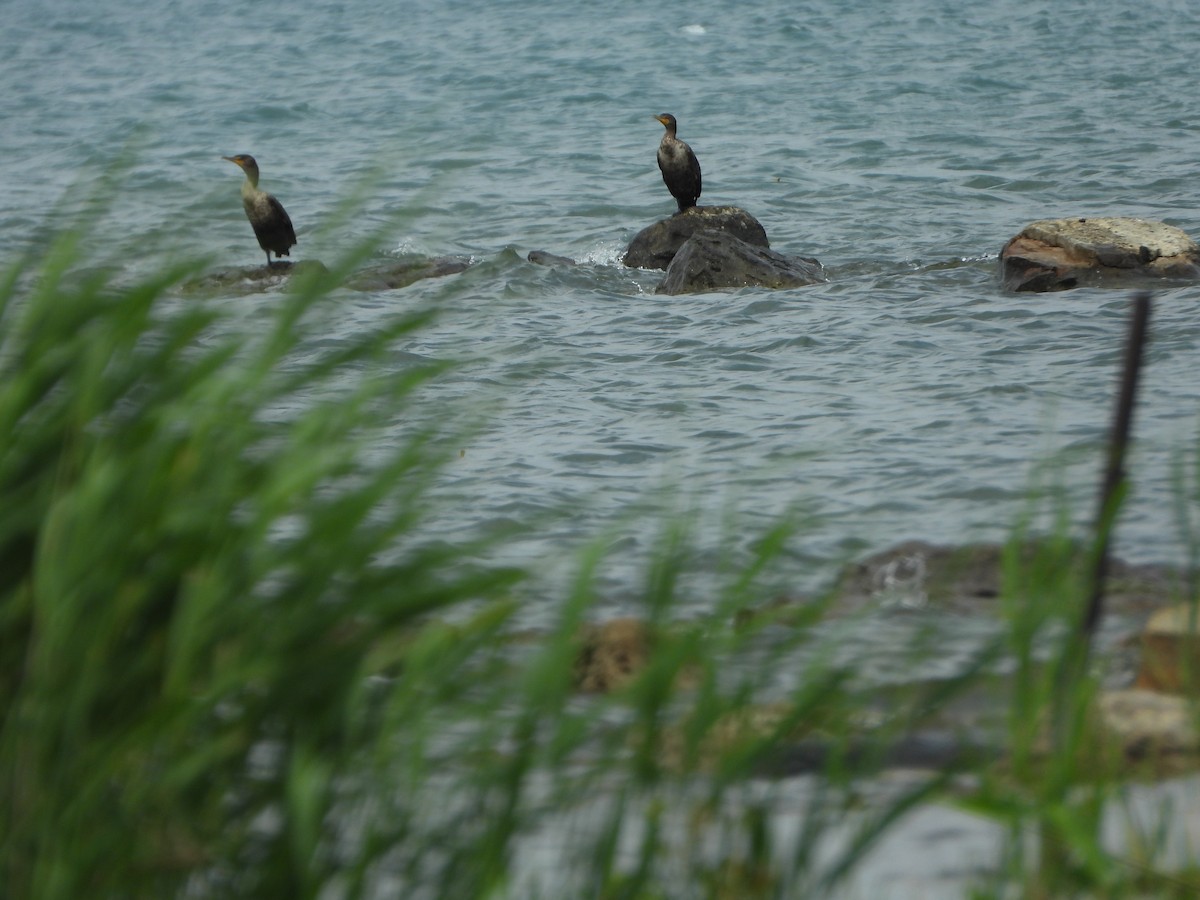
[4,0,1200,890]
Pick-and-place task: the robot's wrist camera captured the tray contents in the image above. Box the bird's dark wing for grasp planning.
[685,146,701,200]
[267,194,297,247]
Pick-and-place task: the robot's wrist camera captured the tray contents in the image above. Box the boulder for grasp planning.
[622,205,769,270]
[572,618,652,693]
[830,539,1179,618]
[1096,689,1200,771]
[1000,216,1200,292]
[1135,604,1200,693]
[657,232,826,295]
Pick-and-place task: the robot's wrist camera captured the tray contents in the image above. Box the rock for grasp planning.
[656,694,1000,775]
[1000,216,1200,292]
[345,256,471,291]
[1097,689,1200,771]
[831,539,1179,618]
[736,540,1182,635]
[1135,604,1200,693]
[572,618,652,693]
[762,730,998,776]
[622,205,769,271]
[185,259,330,296]
[527,250,577,267]
[657,232,825,295]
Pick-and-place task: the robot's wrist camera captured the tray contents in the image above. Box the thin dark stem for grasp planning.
[1041,292,1153,885]
[1080,291,1153,645]
[1050,292,1152,743]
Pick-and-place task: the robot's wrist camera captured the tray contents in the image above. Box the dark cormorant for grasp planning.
[222,154,297,267]
[654,113,702,213]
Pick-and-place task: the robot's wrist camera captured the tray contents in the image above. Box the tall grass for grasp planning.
[1,203,1196,899]
[0,211,526,897]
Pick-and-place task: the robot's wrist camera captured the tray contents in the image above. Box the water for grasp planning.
[4,0,1200,889]
[7,0,1200,596]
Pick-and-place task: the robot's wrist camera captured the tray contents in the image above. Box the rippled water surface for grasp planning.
[4,0,1200,614]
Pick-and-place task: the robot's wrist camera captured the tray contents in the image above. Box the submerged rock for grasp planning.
[527,250,578,267]
[345,256,471,291]
[1000,216,1200,292]
[733,539,1180,627]
[657,231,825,295]
[622,205,769,271]
[188,254,469,296]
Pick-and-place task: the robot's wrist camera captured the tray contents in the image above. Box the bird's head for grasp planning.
[654,113,677,132]
[222,154,260,179]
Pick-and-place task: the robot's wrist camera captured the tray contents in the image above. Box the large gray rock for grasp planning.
[1000,216,1200,292]
[657,232,826,295]
[622,205,769,270]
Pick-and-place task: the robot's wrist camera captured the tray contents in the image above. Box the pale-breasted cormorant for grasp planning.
[654,113,702,213]
[222,154,297,267]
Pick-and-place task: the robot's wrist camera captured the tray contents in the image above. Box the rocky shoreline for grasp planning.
[195,212,1200,297]
[560,538,1200,777]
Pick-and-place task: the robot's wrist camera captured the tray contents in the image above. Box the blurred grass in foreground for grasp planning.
[0,209,529,897]
[1,201,1197,899]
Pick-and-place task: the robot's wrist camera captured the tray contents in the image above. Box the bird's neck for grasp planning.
[240,173,261,198]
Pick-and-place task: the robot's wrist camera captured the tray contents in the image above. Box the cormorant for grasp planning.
[654,113,702,213]
[222,154,297,267]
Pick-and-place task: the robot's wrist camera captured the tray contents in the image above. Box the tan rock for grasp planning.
[1097,689,1200,770]
[1136,604,1200,693]
[1000,216,1200,292]
[572,618,652,693]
